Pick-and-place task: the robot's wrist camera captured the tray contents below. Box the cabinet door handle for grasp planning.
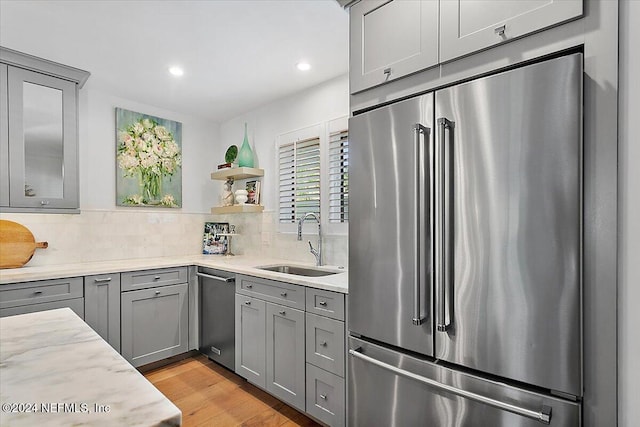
[40,200,49,205]
[245,301,251,305]
[280,292,287,297]
[279,310,286,315]
[318,301,327,306]
[94,277,112,284]
[246,284,253,289]
[383,68,391,80]
[320,341,327,347]
[320,394,327,400]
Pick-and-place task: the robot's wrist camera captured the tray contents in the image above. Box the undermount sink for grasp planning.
[257,265,340,277]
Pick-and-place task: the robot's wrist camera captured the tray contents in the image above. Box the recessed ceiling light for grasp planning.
[296,62,311,71]
[168,66,184,77]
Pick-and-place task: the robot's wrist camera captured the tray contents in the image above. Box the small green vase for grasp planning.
[237,123,254,168]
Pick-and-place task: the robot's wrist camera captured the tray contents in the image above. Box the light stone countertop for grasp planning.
[0,308,181,427]
[0,255,349,294]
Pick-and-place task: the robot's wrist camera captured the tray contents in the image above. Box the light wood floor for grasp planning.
[144,355,322,427]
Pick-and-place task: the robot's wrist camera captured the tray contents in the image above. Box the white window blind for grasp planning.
[278,136,321,223]
[328,129,349,223]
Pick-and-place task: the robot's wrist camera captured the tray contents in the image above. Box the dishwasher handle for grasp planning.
[196,272,235,283]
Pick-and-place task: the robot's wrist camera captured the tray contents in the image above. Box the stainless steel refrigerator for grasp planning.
[348,53,583,426]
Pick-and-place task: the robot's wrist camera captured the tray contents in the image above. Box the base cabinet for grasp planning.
[235,294,267,388]
[0,277,84,318]
[306,363,345,427]
[266,302,306,412]
[84,273,120,352]
[121,282,188,367]
[236,275,346,426]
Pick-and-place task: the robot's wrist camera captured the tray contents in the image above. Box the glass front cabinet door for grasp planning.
[1,47,89,212]
[7,67,78,209]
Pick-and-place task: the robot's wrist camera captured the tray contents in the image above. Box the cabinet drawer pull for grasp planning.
[320,341,327,347]
[320,394,327,400]
[245,301,251,305]
[40,200,49,206]
[279,310,286,315]
[246,284,253,289]
[154,276,161,280]
[94,277,112,283]
[280,292,287,297]
[33,290,43,295]
[495,24,506,37]
[318,301,327,306]
[155,290,161,295]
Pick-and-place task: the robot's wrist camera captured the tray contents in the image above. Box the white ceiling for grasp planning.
[0,0,349,123]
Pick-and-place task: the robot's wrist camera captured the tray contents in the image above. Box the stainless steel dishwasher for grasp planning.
[197,267,236,371]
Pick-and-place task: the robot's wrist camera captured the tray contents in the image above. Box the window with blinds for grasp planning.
[278,136,321,223]
[328,129,349,223]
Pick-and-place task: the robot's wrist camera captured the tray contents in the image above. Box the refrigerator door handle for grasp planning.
[436,118,454,332]
[413,123,430,326]
[349,347,552,424]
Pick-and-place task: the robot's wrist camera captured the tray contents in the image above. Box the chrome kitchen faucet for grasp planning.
[297,212,322,266]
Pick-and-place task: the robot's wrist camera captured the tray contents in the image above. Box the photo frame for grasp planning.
[202,222,229,255]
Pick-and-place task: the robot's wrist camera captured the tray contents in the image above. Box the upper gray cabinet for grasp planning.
[0,47,89,212]
[439,0,583,63]
[349,0,583,93]
[350,0,439,94]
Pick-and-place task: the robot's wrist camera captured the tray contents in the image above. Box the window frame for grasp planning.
[275,117,348,236]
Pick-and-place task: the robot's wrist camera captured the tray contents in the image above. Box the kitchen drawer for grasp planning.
[306,288,344,321]
[306,313,345,377]
[306,363,345,427]
[0,277,83,309]
[236,274,305,310]
[121,267,187,292]
[0,297,84,318]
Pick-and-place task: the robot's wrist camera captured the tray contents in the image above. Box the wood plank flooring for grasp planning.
[144,355,322,427]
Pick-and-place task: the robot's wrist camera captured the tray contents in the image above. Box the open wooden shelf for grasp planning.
[210,167,264,181]
[210,204,265,214]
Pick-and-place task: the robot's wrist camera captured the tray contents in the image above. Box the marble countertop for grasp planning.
[0,308,181,427]
[0,255,349,294]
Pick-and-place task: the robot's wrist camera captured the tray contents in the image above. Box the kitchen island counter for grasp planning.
[0,308,181,427]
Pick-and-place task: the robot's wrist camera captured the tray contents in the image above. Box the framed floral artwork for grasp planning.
[115,108,182,207]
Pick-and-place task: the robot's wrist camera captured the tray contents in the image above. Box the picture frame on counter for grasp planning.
[246,180,261,205]
[202,222,229,255]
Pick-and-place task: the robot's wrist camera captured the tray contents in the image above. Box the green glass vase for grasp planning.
[237,123,254,168]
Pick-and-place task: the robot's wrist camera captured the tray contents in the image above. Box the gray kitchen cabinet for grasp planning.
[266,302,306,412]
[235,293,267,388]
[0,63,8,207]
[306,313,345,377]
[0,276,84,318]
[306,363,345,427]
[0,47,89,212]
[439,0,583,63]
[121,282,188,367]
[84,273,121,352]
[349,0,439,93]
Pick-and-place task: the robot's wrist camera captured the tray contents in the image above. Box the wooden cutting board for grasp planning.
[0,220,48,269]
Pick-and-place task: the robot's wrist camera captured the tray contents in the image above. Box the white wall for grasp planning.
[217,74,349,212]
[618,1,639,425]
[0,87,221,265]
[79,87,219,213]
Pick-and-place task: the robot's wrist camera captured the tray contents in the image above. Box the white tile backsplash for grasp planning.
[1,210,348,268]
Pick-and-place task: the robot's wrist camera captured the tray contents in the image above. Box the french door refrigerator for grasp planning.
[348,53,583,426]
